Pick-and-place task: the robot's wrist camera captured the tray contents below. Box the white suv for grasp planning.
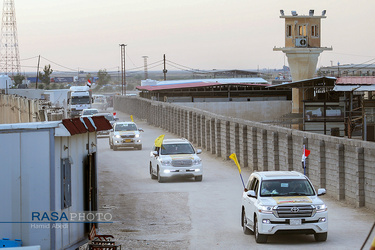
[109,122,143,150]
[149,138,203,183]
[241,171,328,243]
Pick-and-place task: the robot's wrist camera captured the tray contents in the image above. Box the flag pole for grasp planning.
[229,153,245,189]
[239,173,245,189]
[303,144,306,175]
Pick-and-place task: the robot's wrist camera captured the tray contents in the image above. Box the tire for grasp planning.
[242,210,252,235]
[109,140,113,149]
[150,164,157,179]
[113,146,117,151]
[314,232,327,242]
[254,216,267,243]
[157,167,165,183]
[195,176,202,182]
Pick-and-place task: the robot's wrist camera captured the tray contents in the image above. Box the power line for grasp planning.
[41,56,77,71]
[166,59,213,73]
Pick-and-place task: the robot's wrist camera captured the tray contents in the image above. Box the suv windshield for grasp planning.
[260,179,315,197]
[115,123,137,131]
[83,109,98,115]
[103,114,115,121]
[161,143,195,155]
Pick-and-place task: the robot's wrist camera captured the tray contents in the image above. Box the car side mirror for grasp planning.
[196,149,202,154]
[247,190,257,198]
[317,188,326,196]
[152,151,158,156]
[139,128,144,132]
[115,117,119,121]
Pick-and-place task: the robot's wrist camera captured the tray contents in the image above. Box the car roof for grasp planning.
[162,138,190,144]
[83,108,98,111]
[114,121,136,125]
[93,113,113,116]
[252,171,306,180]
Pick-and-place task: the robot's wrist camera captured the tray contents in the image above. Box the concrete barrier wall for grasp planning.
[115,96,375,211]
[175,101,292,122]
[0,94,41,124]
[0,94,64,124]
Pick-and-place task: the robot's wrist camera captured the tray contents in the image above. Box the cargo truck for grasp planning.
[67,86,92,118]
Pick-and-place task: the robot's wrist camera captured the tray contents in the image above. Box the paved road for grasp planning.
[97,110,375,249]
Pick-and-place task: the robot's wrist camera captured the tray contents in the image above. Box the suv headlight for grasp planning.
[160,159,171,166]
[135,134,140,138]
[115,135,121,138]
[315,204,327,213]
[193,159,202,165]
[258,205,274,214]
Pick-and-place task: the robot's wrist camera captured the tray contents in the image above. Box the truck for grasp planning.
[67,86,92,118]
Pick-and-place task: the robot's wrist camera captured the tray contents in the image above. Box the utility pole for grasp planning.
[163,54,167,81]
[0,0,20,76]
[35,55,40,89]
[142,56,148,80]
[119,44,126,95]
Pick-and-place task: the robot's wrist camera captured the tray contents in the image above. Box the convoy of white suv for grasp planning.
[104,112,329,244]
[241,171,328,243]
[149,138,203,183]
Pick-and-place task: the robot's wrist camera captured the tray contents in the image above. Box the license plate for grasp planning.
[124,139,132,143]
[179,169,185,172]
[290,219,301,225]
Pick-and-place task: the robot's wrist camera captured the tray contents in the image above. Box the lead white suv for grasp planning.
[109,122,143,150]
[241,171,328,243]
[149,138,203,183]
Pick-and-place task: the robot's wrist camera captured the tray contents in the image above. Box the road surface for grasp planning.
[97,110,374,249]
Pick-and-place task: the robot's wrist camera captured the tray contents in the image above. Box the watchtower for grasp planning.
[274,10,332,113]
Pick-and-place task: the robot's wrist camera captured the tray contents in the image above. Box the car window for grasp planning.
[104,114,114,121]
[260,179,315,197]
[160,143,195,155]
[115,124,137,131]
[254,179,259,195]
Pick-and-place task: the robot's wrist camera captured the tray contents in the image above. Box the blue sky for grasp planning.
[14,0,375,73]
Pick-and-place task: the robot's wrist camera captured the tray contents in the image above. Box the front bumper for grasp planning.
[257,211,328,235]
[113,137,142,147]
[159,165,203,178]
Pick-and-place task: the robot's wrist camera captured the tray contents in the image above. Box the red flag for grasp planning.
[87,79,92,87]
[302,148,310,162]
[304,149,310,157]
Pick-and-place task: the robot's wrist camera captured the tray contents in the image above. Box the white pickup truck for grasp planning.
[241,171,328,243]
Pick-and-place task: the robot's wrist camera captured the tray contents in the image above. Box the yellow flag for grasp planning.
[130,115,134,122]
[154,135,165,147]
[229,153,241,174]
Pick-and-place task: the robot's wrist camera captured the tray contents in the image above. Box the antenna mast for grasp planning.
[0,0,20,76]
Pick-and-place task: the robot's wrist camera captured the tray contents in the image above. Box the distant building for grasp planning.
[136,78,291,102]
[318,64,375,77]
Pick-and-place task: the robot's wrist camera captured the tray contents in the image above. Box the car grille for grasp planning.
[274,205,314,218]
[172,159,192,167]
[121,134,135,138]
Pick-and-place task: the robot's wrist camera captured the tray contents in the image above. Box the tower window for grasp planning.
[298,25,307,36]
[286,25,292,37]
[311,25,319,37]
